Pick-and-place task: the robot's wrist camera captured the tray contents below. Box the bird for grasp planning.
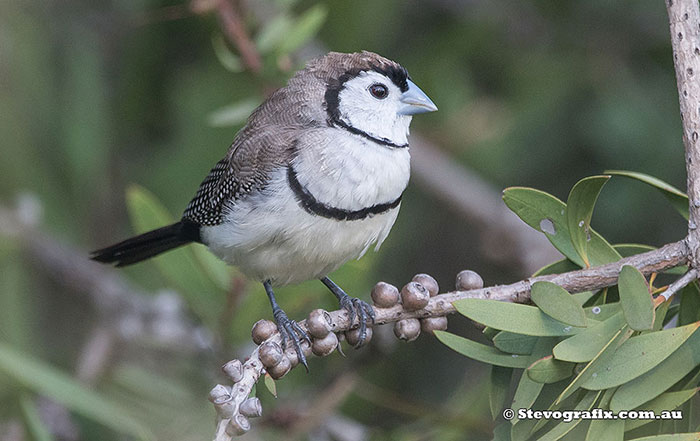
[91,51,437,369]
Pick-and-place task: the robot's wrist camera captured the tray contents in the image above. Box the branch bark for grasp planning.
[667,0,700,266]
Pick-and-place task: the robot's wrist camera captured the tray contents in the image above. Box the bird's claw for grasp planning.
[339,296,375,348]
[273,310,310,371]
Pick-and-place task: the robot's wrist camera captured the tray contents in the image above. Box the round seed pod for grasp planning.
[259,341,283,368]
[400,282,430,311]
[208,384,231,404]
[267,356,291,379]
[312,331,339,357]
[221,359,243,383]
[284,340,312,367]
[456,270,484,291]
[394,318,421,342]
[345,326,373,347]
[240,397,263,418]
[226,414,251,436]
[306,309,332,338]
[251,319,277,344]
[412,274,439,297]
[420,316,448,335]
[371,282,400,308]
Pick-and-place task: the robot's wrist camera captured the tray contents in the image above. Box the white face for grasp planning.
[336,71,412,146]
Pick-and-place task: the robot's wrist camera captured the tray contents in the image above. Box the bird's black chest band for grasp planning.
[287,166,402,221]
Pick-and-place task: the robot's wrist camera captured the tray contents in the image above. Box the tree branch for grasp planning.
[667,0,700,265]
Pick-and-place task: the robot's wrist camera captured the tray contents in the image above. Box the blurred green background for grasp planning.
[0,0,690,440]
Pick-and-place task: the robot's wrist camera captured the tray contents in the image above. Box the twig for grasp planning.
[214,0,262,73]
[660,268,698,301]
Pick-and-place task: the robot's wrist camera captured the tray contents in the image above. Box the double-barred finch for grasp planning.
[92,51,438,368]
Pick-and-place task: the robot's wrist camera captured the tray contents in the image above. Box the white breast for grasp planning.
[200,130,410,286]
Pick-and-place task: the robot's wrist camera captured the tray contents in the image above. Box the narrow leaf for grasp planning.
[624,388,698,431]
[586,419,624,441]
[536,390,601,441]
[453,299,590,337]
[510,338,558,426]
[0,343,152,440]
[680,282,700,326]
[532,258,580,276]
[627,434,700,441]
[527,356,574,384]
[493,332,538,355]
[610,329,700,412]
[264,373,277,398]
[503,187,621,267]
[555,326,633,404]
[126,185,225,324]
[434,331,530,368]
[554,312,626,363]
[490,366,513,420]
[566,175,610,267]
[276,5,328,55]
[618,265,654,331]
[19,394,54,441]
[582,322,700,390]
[531,281,587,327]
[606,170,689,220]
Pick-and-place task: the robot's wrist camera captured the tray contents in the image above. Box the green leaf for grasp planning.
[493,421,513,441]
[618,265,654,331]
[586,419,624,441]
[574,291,596,306]
[553,312,627,363]
[490,366,512,420]
[627,434,700,441]
[555,326,633,404]
[503,187,621,267]
[624,388,698,431]
[493,332,538,355]
[211,34,243,73]
[582,322,700,390]
[605,170,689,220]
[532,258,580,277]
[207,98,260,128]
[264,373,277,398]
[614,243,656,257]
[510,338,558,425]
[531,281,587,327]
[0,343,152,440]
[610,328,700,412]
[434,331,530,368]
[527,356,574,383]
[584,302,621,322]
[276,4,328,55]
[255,14,293,53]
[680,283,700,326]
[453,299,591,337]
[586,389,624,441]
[536,390,601,441]
[126,185,225,324]
[19,394,54,441]
[566,175,610,267]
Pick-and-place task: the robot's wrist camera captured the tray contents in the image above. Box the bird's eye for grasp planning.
[368,83,388,99]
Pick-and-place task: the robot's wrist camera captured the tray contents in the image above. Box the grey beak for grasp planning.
[397,79,438,115]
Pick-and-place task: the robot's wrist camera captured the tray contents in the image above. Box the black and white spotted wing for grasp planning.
[181,158,238,226]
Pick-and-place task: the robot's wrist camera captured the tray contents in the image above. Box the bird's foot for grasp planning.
[337,295,376,348]
[273,309,311,371]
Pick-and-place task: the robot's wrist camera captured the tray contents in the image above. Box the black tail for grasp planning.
[91,221,201,267]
